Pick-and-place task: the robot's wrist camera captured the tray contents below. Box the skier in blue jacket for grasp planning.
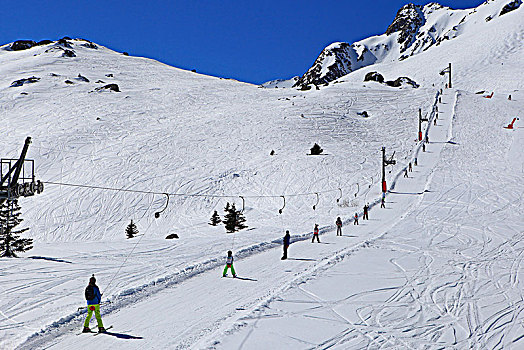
[82,275,106,333]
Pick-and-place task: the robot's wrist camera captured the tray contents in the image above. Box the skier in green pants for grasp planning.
[83,275,106,333]
[222,250,237,278]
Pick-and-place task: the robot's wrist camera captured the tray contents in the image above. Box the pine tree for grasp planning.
[310,143,323,155]
[209,210,221,226]
[0,199,33,257]
[223,202,237,233]
[125,219,139,239]
[223,203,248,233]
[235,208,247,231]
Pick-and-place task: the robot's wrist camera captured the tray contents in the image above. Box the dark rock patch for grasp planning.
[364,71,384,83]
[94,84,120,92]
[10,76,40,87]
[36,40,53,46]
[386,4,426,53]
[62,49,76,57]
[95,80,105,83]
[500,0,522,16]
[123,52,129,56]
[385,77,419,88]
[357,111,369,118]
[57,38,73,48]
[165,233,179,239]
[105,74,114,77]
[10,40,36,51]
[50,73,60,77]
[293,42,353,88]
[76,74,90,82]
[20,92,29,95]
[81,42,98,49]
[65,80,74,84]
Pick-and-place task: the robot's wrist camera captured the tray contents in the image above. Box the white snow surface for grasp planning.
[0,1,523,348]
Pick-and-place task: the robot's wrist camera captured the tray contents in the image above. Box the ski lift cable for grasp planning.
[43,181,341,199]
[104,191,158,295]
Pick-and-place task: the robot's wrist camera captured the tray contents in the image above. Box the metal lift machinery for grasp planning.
[0,137,44,207]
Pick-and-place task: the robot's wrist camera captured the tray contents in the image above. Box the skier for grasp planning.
[336,217,342,236]
[425,135,429,143]
[404,169,408,178]
[508,95,512,100]
[282,230,290,260]
[353,213,359,225]
[414,158,418,166]
[408,162,412,172]
[363,204,369,220]
[434,118,437,126]
[222,250,237,278]
[82,275,106,333]
[311,224,320,243]
[381,196,385,208]
[422,143,426,152]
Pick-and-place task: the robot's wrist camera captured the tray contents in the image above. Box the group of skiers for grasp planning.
[82,147,430,332]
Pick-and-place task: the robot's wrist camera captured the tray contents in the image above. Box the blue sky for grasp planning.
[2,0,483,84]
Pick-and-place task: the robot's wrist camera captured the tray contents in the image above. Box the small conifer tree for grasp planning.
[223,203,248,233]
[126,219,139,239]
[235,208,247,231]
[0,199,33,257]
[209,210,221,226]
[223,202,237,233]
[310,143,323,155]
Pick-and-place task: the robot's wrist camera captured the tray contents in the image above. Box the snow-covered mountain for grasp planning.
[292,0,522,88]
[259,76,299,88]
[1,0,523,348]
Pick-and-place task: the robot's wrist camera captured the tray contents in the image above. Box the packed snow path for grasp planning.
[19,89,459,349]
[218,90,524,348]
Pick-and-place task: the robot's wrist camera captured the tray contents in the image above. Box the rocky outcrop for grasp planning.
[62,49,76,57]
[364,71,384,83]
[500,0,522,15]
[293,42,353,88]
[10,77,40,87]
[95,84,120,92]
[385,77,419,88]
[57,38,73,48]
[36,40,53,46]
[81,42,98,49]
[10,40,36,51]
[76,74,90,82]
[386,3,426,53]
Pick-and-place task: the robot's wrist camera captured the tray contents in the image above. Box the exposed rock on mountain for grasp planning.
[292,1,516,89]
[62,49,76,57]
[385,77,419,88]
[76,74,90,82]
[364,71,384,83]
[10,76,40,87]
[293,43,356,88]
[36,40,53,46]
[500,0,522,15]
[386,3,427,53]
[94,83,120,92]
[10,40,36,51]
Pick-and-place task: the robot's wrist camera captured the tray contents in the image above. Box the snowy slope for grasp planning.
[1,0,523,348]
